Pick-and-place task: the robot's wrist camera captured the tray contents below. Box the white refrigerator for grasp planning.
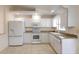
[8,21,24,45]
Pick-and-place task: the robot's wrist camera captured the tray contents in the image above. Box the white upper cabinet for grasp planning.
[24,18,52,27]
[40,19,51,27]
[60,8,68,29]
[24,19,32,27]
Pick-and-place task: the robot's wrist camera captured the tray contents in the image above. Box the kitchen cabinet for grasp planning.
[49,32,77,54]
[24,32,49,44]
[40,19,51,27]
[24,33,32,43]
[49,33,61,53]
[40,33,49,43]
[24,19,32,27]
[62,39,77,54]
[60,8,68,29]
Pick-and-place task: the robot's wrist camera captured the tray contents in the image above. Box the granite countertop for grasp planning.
[49,32,78,39]
[25,27,56,33]
[25,30,55,33]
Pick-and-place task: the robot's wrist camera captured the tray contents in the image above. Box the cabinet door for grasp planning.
[60,8,68,29]
[49,34,56,49]
[40,19,51,27]
[62,39,77,54]
[24,19,32,27]
[49,34,53,44]
[24,33,32,43]
[40,33,49,43]
[49,34,61,53]
[53,36,61,53]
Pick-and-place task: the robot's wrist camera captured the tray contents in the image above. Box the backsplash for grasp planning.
[66,27,79,35]
[25,27,56,32]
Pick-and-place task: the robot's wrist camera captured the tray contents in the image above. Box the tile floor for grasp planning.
[0,44,56,54]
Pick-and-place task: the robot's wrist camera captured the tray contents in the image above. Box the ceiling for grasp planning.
[10,5,64,16]
[20,5,63,14]
[20,5,61,11]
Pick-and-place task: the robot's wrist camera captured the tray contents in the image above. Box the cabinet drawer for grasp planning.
[40,33,49,43]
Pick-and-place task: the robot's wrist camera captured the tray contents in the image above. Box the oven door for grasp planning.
[33,35,39,39]
[32,34,40,43]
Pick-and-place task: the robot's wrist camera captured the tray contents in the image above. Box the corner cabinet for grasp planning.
[49,33,77,54]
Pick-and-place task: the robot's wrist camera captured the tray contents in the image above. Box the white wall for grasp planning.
[24,18,32,27]
[24,18,52,27]
[67,6,79,27]
[0,6,10,51]
[66,6,79,52]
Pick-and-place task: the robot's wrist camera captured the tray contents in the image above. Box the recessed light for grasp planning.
[51,10,55,13]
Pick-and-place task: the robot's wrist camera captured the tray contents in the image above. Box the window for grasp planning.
[53,15,65,31]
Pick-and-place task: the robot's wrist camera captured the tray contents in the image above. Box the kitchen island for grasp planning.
[49,32,78,54]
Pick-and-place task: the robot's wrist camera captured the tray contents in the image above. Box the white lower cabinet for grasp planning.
[62,39,77,54]
[24,32,49,44]
[49,33,77,54]
[24,33,32,43]
[49,34,61,53]
[40,33,49,43]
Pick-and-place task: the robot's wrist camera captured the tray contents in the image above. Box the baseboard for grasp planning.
[9,45,23,47]
[23,43,49,45]
[0,46,8,52]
